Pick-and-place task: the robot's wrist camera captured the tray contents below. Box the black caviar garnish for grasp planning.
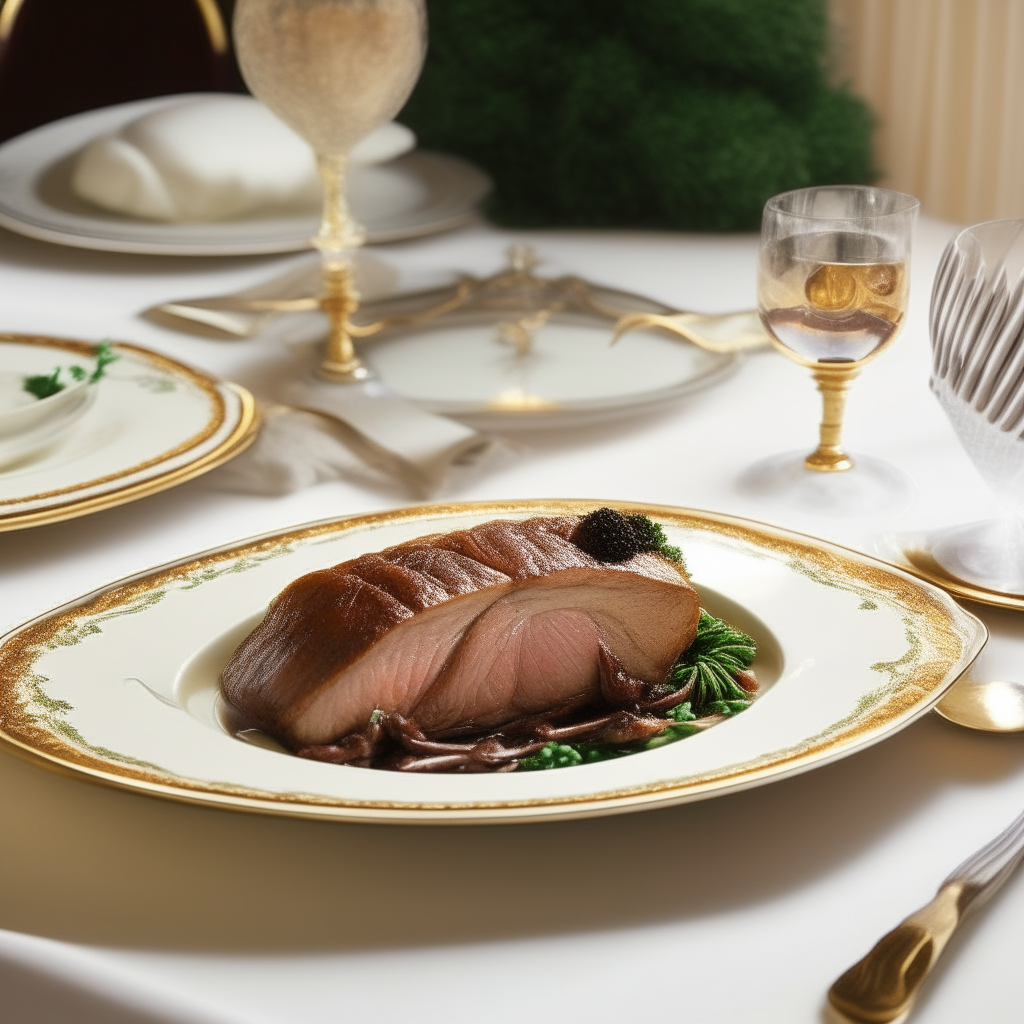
[572,507,643,562]
[571,507,684,565]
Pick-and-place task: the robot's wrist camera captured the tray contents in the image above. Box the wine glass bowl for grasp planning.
[762,249,908,366]
[742,186,919,513]
[233,0,426,158]
[233,0,427,382]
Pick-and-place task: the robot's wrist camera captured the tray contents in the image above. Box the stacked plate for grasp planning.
[0,335,258,531]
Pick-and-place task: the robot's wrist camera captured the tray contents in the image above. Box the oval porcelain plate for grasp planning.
[0,95,492,255]
[0,501,985,824]
[0,335,258,530]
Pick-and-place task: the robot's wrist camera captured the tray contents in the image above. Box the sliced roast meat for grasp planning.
[221,515,701,751]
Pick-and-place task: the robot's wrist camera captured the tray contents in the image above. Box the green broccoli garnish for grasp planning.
[577,742,642,764]
[667,611,756,715]
[519,740,642,769]
[22,341,118,400]
[705,699,752,716]
[518,742,583,771]
[666,700,697,722]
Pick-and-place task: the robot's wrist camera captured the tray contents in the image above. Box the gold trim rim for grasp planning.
[0,388,258,531]
[0,336,227,506]
[0,334,259,531]
[0,500,987,823]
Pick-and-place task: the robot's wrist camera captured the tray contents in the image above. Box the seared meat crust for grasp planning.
[221,516,700,748]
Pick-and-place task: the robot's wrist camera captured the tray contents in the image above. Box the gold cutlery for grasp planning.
[829,803,1024,1023]
[829,669,1024,1022]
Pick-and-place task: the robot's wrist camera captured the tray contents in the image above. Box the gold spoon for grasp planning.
[935,677,1024,732]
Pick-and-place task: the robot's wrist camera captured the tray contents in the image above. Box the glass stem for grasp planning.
[805,364,859,472]
[314,153,369,382]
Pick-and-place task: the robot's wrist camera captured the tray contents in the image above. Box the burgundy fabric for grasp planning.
[0,0,243,142]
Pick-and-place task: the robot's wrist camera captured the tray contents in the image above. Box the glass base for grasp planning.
[737,451,916,517]
[930,518,1024,594]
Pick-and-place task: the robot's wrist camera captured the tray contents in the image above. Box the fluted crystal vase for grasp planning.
[929,219,1024,592]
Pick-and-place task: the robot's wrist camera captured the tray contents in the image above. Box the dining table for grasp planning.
[1,211,1023,1024]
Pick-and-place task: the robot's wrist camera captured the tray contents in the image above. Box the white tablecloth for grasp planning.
[1,216,1023,1024]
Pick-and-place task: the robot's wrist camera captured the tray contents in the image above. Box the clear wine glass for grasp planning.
[233,0,427,382]
[740,185,920,515]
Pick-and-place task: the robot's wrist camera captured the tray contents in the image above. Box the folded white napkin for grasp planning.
[214,378,510,499]
[73,94,416,223]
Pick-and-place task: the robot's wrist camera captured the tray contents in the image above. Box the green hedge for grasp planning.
[400,0,875,231]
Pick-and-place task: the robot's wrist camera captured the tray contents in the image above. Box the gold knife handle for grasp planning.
[828,882,967,1023]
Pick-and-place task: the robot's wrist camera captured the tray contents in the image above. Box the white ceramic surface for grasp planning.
[0,370,96,467]
[0,501,984,824]
[0,96,492,255]
[0,337,257,529]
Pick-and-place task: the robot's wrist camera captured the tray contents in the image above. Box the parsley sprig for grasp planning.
[23,341,118,400]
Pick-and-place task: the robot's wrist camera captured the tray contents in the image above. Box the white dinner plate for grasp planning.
[0,500,985,824]
[0,95,492,255]
[0,335,259,530]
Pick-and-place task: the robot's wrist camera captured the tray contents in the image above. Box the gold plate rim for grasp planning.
[0,500,987,824]
[0,334,260,531]
[890,545,1024,613]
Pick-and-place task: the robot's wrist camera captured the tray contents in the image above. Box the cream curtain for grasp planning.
[830,0,1024,223]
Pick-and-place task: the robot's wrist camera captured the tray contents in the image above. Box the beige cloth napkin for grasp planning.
[149,255,510,498]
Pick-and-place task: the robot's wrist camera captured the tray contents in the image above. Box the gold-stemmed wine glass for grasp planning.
[743,185,920,514]
[233,0,427,382]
